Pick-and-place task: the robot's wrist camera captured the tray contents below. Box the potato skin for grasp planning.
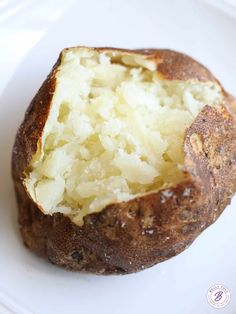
[12,48,236,274]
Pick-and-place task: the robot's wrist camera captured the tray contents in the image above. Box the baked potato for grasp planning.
[12,47,236,274]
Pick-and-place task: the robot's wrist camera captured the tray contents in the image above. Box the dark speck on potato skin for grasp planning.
[71,251,84,262]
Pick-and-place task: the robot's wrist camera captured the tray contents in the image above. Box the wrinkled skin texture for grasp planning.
[12,48,236,274]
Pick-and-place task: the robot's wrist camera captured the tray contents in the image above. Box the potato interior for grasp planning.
[25,48,222,225]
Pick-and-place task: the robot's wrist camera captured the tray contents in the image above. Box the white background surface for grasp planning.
[0,0,236,313]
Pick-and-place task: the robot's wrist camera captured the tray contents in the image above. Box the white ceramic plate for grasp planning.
[0,0,236,313]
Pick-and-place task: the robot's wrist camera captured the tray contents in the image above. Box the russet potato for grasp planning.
[12,47,236,274]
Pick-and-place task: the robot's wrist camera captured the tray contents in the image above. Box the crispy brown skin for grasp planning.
[12,48,236,274]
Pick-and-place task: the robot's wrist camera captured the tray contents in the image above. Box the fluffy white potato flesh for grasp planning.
[25,48,222,225]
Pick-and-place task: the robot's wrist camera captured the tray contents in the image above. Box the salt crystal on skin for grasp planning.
[162,190,173,198]
[183,188,191,197]
[145,229,154,235]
